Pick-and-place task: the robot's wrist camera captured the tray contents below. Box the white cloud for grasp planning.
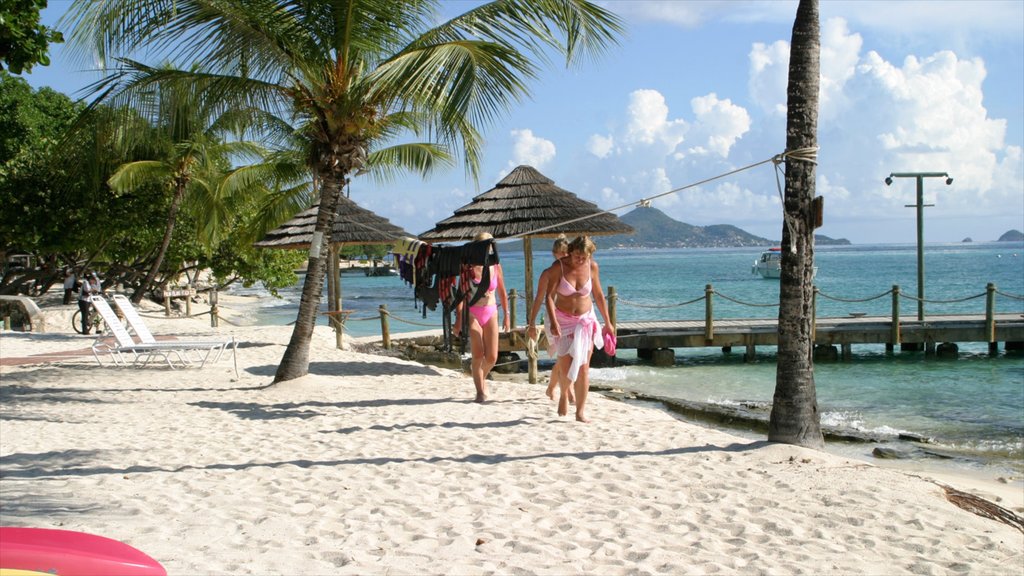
[686,93,751,157]
[508,129,556,169]
[623,89,688,153]
[587,134,614,158]
[748,39,789,116]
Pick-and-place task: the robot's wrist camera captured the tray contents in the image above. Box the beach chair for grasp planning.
[89,297,235,375]
[111,294,237,370]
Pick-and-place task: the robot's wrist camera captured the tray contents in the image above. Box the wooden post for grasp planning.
[985,282,997,355]
[608,286,617,327]
[3,316,10,331]
[210,288,219,327]
[379,304,391,350]
[509,289,517,329]
[523,237,534,316]
[704,284,714,342]
[185,284,192,317]
[811,285,818,343]
[330,246,343,350]
[890,284,900,345]
[164,294,171,316]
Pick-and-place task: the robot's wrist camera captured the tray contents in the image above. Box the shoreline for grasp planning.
[2,296,1023,573]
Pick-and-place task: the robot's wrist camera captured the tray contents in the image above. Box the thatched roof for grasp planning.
[419,165,634,241]
[254,195,411,250]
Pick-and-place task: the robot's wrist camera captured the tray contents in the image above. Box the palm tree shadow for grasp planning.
[246,360,445,378]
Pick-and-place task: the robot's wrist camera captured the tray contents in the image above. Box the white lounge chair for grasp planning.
[89,296,236,375]
[111,294,237,368]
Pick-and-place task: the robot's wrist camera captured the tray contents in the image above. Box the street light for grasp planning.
[884,172,953,321]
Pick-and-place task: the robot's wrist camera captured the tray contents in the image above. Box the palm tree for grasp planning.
[768,0,824,449]
[92,62,270,303]
[63,0,623,384]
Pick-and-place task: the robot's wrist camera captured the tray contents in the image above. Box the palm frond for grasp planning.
[365,142,454,184]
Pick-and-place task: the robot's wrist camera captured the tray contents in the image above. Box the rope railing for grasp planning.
[897,290,986,304]
[995,289,1024,301]
[712,291,779,308]
[616,295,704,309]
[816,288,894,304]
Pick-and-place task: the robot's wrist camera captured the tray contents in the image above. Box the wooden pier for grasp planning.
[371,282,1024,380]
[499,311,1024,368]
[501,313,1024,358]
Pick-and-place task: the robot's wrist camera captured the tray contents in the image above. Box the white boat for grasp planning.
[751,247,817,279]
[752,247,783,278]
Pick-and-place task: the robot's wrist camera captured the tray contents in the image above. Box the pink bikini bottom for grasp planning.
[469,304,497,326]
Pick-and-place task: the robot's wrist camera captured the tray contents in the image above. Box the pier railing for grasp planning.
[332,282,1023,354]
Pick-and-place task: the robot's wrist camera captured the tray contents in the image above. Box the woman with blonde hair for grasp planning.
[463,232,509,402]
[543,236,614,422]
[527,234,571,402]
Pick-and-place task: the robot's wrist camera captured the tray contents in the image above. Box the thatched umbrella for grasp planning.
[420,165,633,381]
[256,195,411,348]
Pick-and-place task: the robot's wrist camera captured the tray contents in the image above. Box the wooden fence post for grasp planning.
[811,285,818,343]
[985,282,997,354]
[509,289,517,329]
[704,284,714,342]
[379,304,391,350]
[210,288,219,328]
[890,285,900,345]
[608,286,617,327]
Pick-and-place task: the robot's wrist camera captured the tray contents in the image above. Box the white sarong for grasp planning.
[553,308,603,383]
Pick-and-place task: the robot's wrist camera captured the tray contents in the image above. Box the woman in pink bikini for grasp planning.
[527,235,572,403]
[543,235,614,422]
[465,232,509,403]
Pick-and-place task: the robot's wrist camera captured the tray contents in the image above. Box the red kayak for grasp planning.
[0,527,166,576]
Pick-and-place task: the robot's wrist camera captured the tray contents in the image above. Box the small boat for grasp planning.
[751,247,817,279]
[752,247,783,278]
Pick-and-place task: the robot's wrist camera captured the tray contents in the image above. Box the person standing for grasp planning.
[463,232,509,403]
[77,271,99,334]
[527,235,571,402]
[63,269,77,305]
[544,236,614,422]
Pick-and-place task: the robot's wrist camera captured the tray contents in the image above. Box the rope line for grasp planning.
[816,289,893,303]
[898,291,986,304]
[995,289,1024,301]
[508,148,818,240]
[381,310,442,328]
[713,292,779,308]
[616,295,704,309]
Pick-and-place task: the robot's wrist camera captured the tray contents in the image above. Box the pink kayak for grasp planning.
[0,527,166,576]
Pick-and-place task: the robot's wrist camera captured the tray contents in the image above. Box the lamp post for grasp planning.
[884,172,953,321]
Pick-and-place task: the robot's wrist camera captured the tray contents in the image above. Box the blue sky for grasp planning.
[23,0,1024,244]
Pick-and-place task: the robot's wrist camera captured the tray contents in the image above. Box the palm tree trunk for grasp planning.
[273,169,343,383]
[131,184,186,304]
[768,0,824,449]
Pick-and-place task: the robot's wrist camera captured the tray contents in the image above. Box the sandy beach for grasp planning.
[2,295,1022,575]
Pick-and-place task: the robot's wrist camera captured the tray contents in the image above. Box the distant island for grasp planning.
[998,229,1023,242]
[598,206,851,249]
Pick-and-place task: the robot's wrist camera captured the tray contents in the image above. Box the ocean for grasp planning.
[228,241,1024,477]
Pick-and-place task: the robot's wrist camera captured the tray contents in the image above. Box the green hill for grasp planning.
[599,206,774,248]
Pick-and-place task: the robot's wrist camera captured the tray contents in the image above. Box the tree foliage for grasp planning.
[0,71,305,297]
[0,0,63,74]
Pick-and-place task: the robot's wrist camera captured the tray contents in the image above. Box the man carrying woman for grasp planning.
[541,236,614,422]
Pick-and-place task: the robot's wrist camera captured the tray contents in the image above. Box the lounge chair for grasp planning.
[111,294,237,366]
[89,296,237,375]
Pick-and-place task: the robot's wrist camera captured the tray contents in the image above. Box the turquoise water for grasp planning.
[234,242,1024,474]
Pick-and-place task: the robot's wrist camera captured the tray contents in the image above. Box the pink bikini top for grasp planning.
[556,261,591,297]
[472,266,498,291]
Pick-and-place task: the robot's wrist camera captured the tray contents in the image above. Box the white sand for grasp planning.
[2,297,1022,575]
